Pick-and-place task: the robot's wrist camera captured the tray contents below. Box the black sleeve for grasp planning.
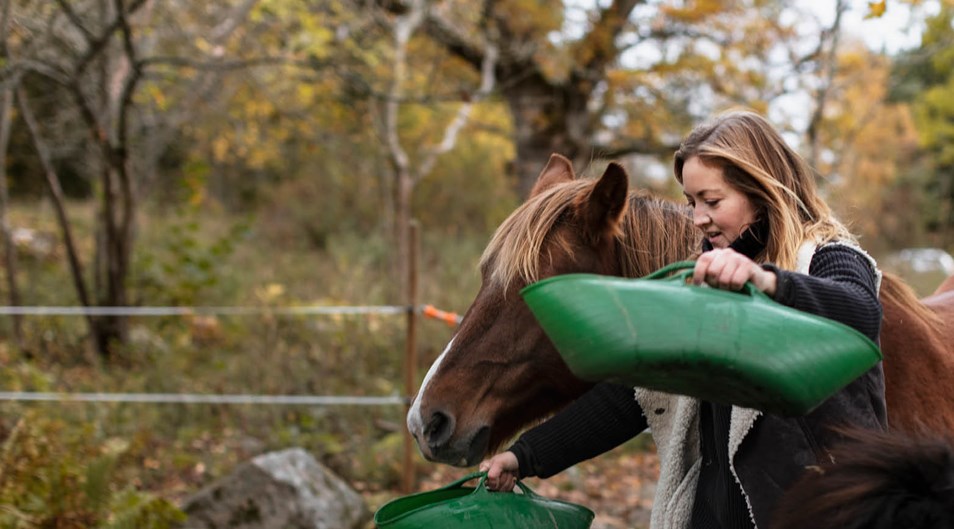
[508,381,648,479]
[765,244,882,342]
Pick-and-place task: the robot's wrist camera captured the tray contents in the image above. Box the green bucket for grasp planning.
[520,261,883,416]
[374,472,594,528]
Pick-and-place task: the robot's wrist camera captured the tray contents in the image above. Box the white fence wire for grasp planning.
[0,305,410,316]
[0,392,406,405]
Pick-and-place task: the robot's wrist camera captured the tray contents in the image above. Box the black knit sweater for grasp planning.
[508,237,883,529]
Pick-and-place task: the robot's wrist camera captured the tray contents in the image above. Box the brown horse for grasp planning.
[406,153,954,467]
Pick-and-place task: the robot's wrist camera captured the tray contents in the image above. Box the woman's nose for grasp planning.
[693,210,710,227]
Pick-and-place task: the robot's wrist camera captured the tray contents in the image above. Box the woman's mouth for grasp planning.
[706,231,725,246]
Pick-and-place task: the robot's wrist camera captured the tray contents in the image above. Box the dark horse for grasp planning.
[406,153,954,468]
[771,427,954,528]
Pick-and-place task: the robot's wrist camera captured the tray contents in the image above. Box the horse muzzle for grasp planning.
[410,409,490,467]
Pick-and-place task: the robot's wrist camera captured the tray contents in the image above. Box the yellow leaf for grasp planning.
[212,136,229,162]
[256,283,285,302]
[865,0,887,19]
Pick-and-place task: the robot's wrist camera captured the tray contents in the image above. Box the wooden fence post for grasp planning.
[402,219,419,493]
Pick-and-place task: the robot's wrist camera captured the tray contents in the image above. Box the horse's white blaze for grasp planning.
[407,337,454,438]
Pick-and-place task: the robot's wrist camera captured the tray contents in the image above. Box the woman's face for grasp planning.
[681,156,758,249]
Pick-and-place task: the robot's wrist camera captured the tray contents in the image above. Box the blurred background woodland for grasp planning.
[1,0,954,526]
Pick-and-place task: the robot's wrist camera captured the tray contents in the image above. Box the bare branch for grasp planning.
[0,78,23,349]
[15,86,93,311]
[806,0,847,168]
[1,58,72,86]
[114,0,139,267]
[418,40,498,179]
[53,0,94,41]
[210,0,261,41]
[384,0,428,177]
[574,0,641,77]
[73,0,149,77]
[0,0,12,56]
[590,139,682,160]
[139,55,309,71]
[421,10,486,70]
[377,0,490,70]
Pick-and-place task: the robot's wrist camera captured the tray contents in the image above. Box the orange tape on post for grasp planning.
[422,304,461,327]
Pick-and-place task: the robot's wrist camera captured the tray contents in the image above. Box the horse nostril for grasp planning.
[424,410,455,449]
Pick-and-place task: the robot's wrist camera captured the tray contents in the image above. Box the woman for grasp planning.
[479,109,887,529]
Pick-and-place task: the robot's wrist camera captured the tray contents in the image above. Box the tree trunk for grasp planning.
[406,0,641,197]
[0,0,23,352]
[504,73,591,197]
[0,85,24,353]
[15,87,99,346]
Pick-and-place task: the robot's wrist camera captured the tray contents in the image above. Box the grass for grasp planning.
[0,198,486,517]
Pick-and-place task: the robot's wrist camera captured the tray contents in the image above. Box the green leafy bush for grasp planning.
[0,412,185,529]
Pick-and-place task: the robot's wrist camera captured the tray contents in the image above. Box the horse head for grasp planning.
[406,154,633,466]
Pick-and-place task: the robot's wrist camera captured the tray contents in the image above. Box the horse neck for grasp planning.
[934,274,954,297]
[616,195,700,278]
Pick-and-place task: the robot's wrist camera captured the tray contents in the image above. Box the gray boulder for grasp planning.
[180,448,370,529]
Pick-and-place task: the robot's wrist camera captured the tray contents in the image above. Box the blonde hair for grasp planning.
[673,109,855,269]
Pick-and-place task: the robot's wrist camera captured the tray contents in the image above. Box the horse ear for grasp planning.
[579,162,629,242]
[530,153,576,197]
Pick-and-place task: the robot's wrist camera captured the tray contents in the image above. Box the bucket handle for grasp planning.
[444,471,540,497]
[643,260,769,299]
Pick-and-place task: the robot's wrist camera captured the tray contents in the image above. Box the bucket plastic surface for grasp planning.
[521,261,883,415]
[374,472,594,528]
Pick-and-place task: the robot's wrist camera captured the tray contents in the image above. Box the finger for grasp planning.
[716,258,737,289]
[751,267,777,294]
[491,471,512,491]
[487,462,500,481]
[705,253,729,287]
[485,472,499,490]
[693,253,714,285]
[729,262,753,290]
[719,256,751,289]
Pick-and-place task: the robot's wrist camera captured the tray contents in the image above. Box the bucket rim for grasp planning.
[373,471,595,526]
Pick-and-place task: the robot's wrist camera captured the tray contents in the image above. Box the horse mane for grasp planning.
[880,272,942,329]
[479,179,700,291]
[617,191,700,278]
[772,428,954,529]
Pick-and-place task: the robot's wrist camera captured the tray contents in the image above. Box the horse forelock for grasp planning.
[479,180,594,292]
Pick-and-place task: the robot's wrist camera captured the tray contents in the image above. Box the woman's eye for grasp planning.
[704,200,719,207]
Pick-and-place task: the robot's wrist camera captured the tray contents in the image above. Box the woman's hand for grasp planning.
[478,451,519,492]
[693,248,777,295]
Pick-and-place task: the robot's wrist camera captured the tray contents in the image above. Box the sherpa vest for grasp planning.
[635,240,881,529]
